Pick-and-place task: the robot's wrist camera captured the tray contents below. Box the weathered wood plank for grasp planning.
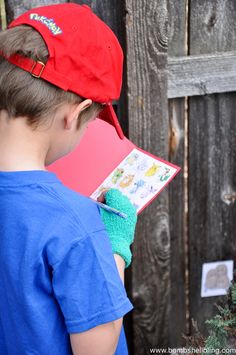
[168,98,187,346]
[0,0,7,30]
[5,0,67,23]
[168,52,236,98]
[188,0,236,336]
[0,0,3,30]
[188,92,236,334]
[125,0,170,351]
[168,0,188,347]
[168,0,187,57]
[190,0,236,54]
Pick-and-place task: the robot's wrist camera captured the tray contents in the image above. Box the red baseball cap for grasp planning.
[2,3,125,139]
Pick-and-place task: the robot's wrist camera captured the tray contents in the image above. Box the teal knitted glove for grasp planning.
[99,188,138,268]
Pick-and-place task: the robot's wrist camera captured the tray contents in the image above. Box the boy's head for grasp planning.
[0,4,124,166]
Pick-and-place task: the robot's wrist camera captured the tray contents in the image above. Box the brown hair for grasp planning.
[0,25,104,130]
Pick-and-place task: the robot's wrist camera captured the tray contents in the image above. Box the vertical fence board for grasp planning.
[5,0,67,23]
[0,0,6,30]
[125,1,170,352]
[168,97,187,345]
[188,0,236,335]
[188,92,236,334]
[168,0,188,346]
[0,1,3,30]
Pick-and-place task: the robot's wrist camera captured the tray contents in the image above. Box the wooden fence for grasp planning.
[1,0,236,354]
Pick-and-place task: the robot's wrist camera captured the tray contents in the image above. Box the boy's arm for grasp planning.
[70,316,123,355]
[113,253,125,284]
[69,254,125,355]
[69,189,136,355]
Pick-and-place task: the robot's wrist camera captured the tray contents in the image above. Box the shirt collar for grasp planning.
[0,170,60,186]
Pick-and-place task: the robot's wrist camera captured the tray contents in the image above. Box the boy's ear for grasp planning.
[64,99,92,130]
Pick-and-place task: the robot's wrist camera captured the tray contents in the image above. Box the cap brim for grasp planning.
[98,102,124,140]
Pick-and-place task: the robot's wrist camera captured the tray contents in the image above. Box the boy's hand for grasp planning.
[98,188,138,269]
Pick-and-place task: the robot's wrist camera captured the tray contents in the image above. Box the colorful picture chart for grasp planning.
[90,148,179,213]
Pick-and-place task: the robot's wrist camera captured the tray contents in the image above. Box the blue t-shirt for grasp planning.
[0,170,133,354]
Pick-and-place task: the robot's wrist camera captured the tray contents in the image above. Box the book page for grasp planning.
[90,148,178,213]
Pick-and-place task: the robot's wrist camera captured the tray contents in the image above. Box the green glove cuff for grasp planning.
[109,239,132,269]
[99,188,137,269]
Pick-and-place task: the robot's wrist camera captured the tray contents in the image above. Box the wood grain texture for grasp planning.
[125,0,170,351]
[188,0,236,336]
[5,0,66,23]
[168,98,187,346]
[188,92,236,334]
[189,0,236,55]
[168,0,187,57]
[168,0,188,347]
[168,51,236,98]
[0,0,3,30]
[0,0,7,30]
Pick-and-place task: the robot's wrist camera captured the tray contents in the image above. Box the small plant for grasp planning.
[182,269,236,354]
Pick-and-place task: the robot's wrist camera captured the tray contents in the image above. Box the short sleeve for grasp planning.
[51,229,134,333]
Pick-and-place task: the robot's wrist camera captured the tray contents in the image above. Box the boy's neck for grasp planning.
[0,110,48,172]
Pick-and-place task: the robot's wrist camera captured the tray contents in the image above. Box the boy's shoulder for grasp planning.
[39,180,104,237]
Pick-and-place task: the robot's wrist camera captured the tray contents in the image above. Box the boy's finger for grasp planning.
[97,189,109,202]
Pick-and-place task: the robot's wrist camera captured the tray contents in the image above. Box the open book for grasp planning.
[48,118,180,214]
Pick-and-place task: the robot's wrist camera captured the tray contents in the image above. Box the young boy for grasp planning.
[0,3,137,355]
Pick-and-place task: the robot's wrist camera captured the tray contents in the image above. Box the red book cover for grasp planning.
[48,118,180,214]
